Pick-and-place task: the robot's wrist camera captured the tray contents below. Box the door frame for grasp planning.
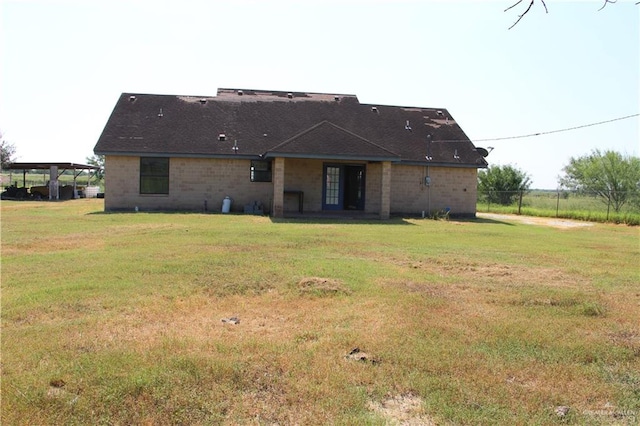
[322,163,366,211]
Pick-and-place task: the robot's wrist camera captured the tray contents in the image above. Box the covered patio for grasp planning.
[6,162,101,200]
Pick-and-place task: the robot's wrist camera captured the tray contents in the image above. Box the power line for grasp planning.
[472,113,639,143]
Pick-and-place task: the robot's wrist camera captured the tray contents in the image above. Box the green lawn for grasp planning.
[2,199,639,425]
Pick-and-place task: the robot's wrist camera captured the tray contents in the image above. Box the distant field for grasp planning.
[478,190,640,225]
[2,199,639,425]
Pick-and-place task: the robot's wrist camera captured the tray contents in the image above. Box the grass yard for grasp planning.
[1,199,639,425]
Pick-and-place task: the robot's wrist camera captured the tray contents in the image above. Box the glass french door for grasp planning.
[323,164,365,210]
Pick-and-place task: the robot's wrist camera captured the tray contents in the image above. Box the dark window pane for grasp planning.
[250,160,272,182]
[140,157,169,194]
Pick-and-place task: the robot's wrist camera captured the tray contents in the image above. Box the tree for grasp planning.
[478,165,532,205]
[559,149,640,213]
[1,132,17,170]
[86,154,105,182]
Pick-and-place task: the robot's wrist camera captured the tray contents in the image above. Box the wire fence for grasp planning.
[477,190,640,224]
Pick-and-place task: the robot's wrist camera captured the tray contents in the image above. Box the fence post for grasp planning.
[518,190,523,215]
[606,190,611,221]
[556,190,560,218]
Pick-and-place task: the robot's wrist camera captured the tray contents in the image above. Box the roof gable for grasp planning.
[265,120,400,161]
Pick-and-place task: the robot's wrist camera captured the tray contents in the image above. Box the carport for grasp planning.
[7,162,101,200]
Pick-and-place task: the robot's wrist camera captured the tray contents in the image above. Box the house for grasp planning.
[93,88,488,218]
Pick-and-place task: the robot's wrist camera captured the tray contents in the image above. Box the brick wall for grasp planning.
[104,156,273,212]
[390,164,478,216]
[104,156,478,216]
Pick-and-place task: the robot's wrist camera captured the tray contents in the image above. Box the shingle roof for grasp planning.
[94,89,488,167]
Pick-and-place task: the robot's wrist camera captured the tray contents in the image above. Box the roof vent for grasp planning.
[232,140,239,153]
[218,133,226,141]
[129,95,136,102]
[405,120,412,131]
[453,149,460,160]
[437,110,443,116]
[199,99,207,104]
[334,96,340,102]
[371,106,378,113]
[157,108,164,118]
[287,92,293,99]
[237,90,243,96]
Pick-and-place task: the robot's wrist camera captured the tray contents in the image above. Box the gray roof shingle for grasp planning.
[94,89,487,167]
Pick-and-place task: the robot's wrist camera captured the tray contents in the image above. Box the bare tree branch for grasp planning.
[506,0,549,30]
[540,0,549,13]
[504,0,524,12]
[507,0,637,29]
[507,0,536,30]
[598,0,618,11]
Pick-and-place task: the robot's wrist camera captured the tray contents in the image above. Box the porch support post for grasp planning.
[380,161,391,220]
[272,157,285,217]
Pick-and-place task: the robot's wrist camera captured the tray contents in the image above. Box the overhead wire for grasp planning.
[473,113,639,143]
[434,113,638,143]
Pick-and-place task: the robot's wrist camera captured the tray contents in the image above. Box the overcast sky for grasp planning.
[1,0,638,189]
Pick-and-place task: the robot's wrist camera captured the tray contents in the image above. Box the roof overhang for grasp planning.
[400,160,487,168]
[262,152,401,162]
[8,162,100,170]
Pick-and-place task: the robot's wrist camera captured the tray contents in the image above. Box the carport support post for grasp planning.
[49,166,59,200]
[380,161,391,220]
[272,157,285,218]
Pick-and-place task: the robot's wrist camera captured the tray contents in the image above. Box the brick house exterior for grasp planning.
[94,89,487,218]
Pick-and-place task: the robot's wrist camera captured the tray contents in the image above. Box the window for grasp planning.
[324,166,340,206]
[250,160,272,182]
[140,157,169,194]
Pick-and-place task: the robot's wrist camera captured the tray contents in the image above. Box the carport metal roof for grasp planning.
[8,162,100,171]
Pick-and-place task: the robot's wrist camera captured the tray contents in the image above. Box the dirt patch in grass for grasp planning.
[608,330,640,355]
[297,277,352,296]
[395,257,581,289]
[2,233,106,255]
[368,393,436,425]
[477,213,595,229]
[82,293,348,352]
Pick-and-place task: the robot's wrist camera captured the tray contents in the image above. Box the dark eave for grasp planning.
[8,162,100,170]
